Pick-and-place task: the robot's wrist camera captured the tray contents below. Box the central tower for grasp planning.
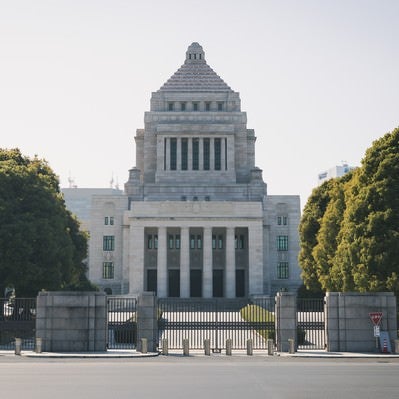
[125,42,266,202]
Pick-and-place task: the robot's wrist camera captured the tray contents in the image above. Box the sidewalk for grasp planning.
[0,349,159,358]
[1,349,399,359]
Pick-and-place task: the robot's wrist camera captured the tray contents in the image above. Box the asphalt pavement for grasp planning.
[1,353,399,399]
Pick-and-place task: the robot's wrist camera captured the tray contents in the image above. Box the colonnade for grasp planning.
[128,222,264,298]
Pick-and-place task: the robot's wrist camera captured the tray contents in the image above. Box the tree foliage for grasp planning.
[0,148,96,297]
[299,126,399,294]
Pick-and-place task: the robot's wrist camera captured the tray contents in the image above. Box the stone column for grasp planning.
[203,226,213,298]
[199,138,204,170]
[275,292,297,352]
[210,138,215,170]
[165,138,170,170]
[221,137,226,170]
[180,227,190,298]
[157,136,164,172]
[225,227,236,298]
[176,137,181,170]
[129,225,145,294]
[226,135,234,172]
[157,226,167,298]
[248,223,263,295]
[188,138,193,171]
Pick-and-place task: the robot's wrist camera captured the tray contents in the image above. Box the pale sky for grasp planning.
[1,0,398,208]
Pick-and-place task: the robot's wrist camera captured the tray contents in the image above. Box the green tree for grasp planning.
[298,179,335,292]
[312,173,351,291]
[300,126,399,295]
[0,148,95,297]
[334,127,399,293]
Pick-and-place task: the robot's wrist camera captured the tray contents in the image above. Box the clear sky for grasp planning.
[1,0,398,208]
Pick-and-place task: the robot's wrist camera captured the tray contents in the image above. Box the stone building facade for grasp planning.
[88,43,301,297]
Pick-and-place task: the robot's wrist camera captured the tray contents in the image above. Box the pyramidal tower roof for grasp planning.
[158,43,234,92]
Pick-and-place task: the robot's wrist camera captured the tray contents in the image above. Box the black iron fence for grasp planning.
[158,297,275,351]
[0,298,36,350]
[107,296,137,349]
[297,298,325,350]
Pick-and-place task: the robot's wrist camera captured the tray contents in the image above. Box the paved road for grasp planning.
[1,356,398,399]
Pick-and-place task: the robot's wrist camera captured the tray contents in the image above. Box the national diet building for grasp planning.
[88,43,301,297]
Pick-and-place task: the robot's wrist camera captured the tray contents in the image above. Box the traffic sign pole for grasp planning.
[369,312,383,351]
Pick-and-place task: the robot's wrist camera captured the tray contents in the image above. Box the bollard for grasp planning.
[288,338,295,354]
[162,339,168,355]
[267,339,274,356]
[247,339,253,356]
[182,339,189,356]
[226,339,232,356]
[204,339,211,356]
[15,338,22,356]
[395,339,399,354]
[35,337,42,354]
[141,338,148,354]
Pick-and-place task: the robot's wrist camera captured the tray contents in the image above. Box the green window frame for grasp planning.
[277,262,289,279]
[277,235,288,251]
[103,235,115,251]
[103,262,114,279]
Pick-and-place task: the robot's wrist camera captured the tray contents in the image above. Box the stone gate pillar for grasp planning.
[275,291,297,352]
[136,292,158,352]
[36,291,107,352]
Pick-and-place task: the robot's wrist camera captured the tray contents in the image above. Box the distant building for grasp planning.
[77,43,302,297]
[317,163,355,185]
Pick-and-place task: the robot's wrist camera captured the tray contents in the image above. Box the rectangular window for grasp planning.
[205,102,211,111]
[192,138,199,170]
[203,138,210,170]
[103,262,114,279]
[277,216,288,225]
[212,235,216,250]
[217,102,223,111]
[190,234,196,250]
[105,216,114,225]
[154,234,158,249]
[175,235,180,250]
[193,102,198,111]
[168,234,174,249]
[235,235,245,249]
[103,236,115,251]
[277,262,289,279]
[197,235,202,249]
[181,102,186,111]
[218,235,223,249]
[147,234,158,250]
[277,235,288,251]
[170,138,177,170]
[214,138,221,170]
[181,138,188,170]
[168,102,174,111]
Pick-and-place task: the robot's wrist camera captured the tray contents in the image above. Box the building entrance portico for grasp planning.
[127,201,263,298]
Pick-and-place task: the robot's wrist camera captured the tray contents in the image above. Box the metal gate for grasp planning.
[0,298,36,350]
[158,297,274,351]
[297,298,325,350]
[107,296,137,349]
